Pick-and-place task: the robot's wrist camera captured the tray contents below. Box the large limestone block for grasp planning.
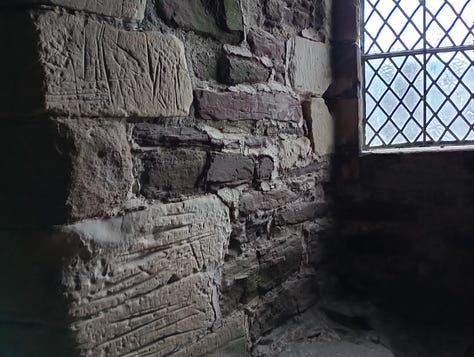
[303,98,335,155]
[0,12,193,118]
[288,37,332,96]
[60,195,231,356]
[2,0,147,21]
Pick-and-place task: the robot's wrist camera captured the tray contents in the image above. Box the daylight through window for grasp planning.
[362,0,474,149]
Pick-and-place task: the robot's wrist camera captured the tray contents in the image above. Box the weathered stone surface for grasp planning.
[157,0,242,43]
[175,312,247,357]
[248,27,285,61]
[57,118,133,221]
[196,90,303,123]
[29,12,192,118]
[303,98,335,155]
[139,148,208,198]
[207,153,254,185]
[183,31,223,80]
[61,196,231,356]
[0,118,132,224]
[276,201,329,225]
[4,0,146,21]
[239,188,298,215]
[288,37,332,96]
[223,0,244,32]
[219,54,271,85]
[278,137,314,171]
[263,0,328,38]
[256,156,275,180]
[133,123,213,147]
[250,273,318,339]
[257,226,305,292]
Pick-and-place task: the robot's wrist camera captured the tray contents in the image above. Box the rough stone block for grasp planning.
[196,90,303,123]
[3,0,146,21]
[278,137,314,171]
[139,148,208,198]
[0,118,132,225]
[288,37,332,96]
[263,0,328,37]
[239,188,297,215]
[218,53,271,85]
[58,118,134,221]
[303,98,335,155]
[276,201,329,225]
[207,153,255,185]
[248,27,285,62]
[223,0,244,32]
[255,156,274,181]
[157,0,243,43]
[133,123,213,147]
[174,312,247,357]
[60,196,231,356]
[1,12,193,118]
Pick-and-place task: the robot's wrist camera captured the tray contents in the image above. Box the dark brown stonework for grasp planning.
[195,90,304,123]
[239,188,298,216]
[218,54,271,85]
[156,0,243,43]
[133,124,213,148]
[247,27,285,61]
[207,153,254,185]
[255,156,274,181]
[139,148,208,197]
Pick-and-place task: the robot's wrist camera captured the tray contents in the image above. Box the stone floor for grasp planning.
[251,299,474,357]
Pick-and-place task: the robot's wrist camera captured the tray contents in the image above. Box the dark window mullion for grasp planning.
[422,0,427,145]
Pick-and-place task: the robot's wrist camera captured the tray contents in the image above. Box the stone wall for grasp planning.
[0,1,336,356]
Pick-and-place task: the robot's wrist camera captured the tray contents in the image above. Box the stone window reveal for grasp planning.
[362,0,474,149]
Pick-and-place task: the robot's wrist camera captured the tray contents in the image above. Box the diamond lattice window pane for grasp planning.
[363,0,474,149]
[364,0,423,54]
[426,0,474,48]
[365,56,424,146]
[426,51,474,143]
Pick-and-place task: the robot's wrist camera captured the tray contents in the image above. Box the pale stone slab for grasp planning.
[303,98,335,155]
[59,196,231,356]
[288,37,332,96]
[278,137,315,171]
[38,12,193,117]
[3,0,147,21]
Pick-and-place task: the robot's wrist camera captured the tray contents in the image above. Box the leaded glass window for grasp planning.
[362,0,474,149]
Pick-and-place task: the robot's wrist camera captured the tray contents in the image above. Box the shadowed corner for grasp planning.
[0,228,80,357]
